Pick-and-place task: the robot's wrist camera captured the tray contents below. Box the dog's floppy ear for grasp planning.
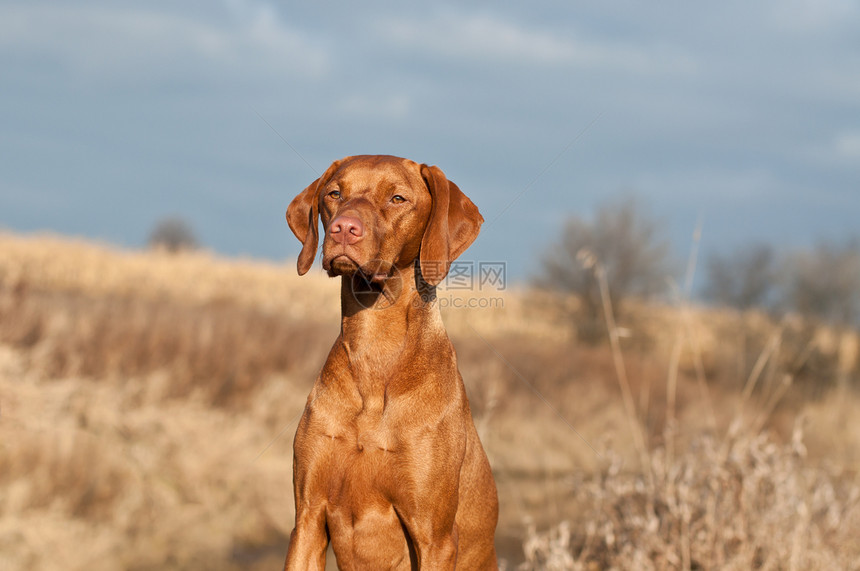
[286,159,344,275]
[419,164,484,286]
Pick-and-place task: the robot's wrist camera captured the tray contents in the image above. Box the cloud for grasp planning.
[0,3,329,84]
[802,132,860,169]
[834,132,860,162]
[767,0,860,34]
[378,10,696,75]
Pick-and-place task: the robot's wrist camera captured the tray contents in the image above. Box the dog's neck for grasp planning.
[337,263,445,373]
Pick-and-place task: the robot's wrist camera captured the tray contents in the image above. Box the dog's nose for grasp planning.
[329,215,364,245]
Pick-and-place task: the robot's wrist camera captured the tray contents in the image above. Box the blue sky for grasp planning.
[1,1,858,281]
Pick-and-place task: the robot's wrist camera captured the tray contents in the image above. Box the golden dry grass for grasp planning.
[1,231,859,570]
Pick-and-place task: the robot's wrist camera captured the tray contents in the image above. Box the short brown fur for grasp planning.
[284,155,498,570]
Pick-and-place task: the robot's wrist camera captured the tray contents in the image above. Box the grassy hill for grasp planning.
[1,232,858,569]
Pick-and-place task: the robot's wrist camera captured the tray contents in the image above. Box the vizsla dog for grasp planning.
[284,155,498,570]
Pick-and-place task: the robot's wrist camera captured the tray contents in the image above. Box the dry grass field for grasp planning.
[1,231,859,570]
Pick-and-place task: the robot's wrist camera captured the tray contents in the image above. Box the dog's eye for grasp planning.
[327,190,341,199]
[391,195,406,204]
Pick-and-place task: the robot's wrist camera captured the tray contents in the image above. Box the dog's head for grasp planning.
[286,155,483,287]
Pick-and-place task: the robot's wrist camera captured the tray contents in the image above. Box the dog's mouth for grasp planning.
[326,255,393,284]
[324,253,359,276]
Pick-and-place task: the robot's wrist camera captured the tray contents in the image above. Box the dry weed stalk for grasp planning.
[519,418,860,570]
[578,249,652,485]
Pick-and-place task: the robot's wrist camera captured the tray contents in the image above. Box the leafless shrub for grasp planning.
[704,243,777,311]
[781,238,860,327]
[148,216,199,253]
[535,197,673,341]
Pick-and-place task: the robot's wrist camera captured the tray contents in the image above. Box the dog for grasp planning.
[284,155,498,569]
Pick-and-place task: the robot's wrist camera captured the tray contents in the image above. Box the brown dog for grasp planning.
[284,155,498,570]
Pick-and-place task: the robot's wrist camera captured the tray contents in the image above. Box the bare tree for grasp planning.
[148,217,199,253]
[704,243,776,310]
[535,197,673,339]
[782,238,860,327]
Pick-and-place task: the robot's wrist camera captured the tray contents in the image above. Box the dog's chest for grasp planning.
[303,358,455,508]
[321,413,414,558]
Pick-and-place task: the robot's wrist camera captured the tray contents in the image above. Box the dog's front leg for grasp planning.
[396,458,462,569]
[285,414,330,571]
[403,520,459,570]
[284,502,328,571]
